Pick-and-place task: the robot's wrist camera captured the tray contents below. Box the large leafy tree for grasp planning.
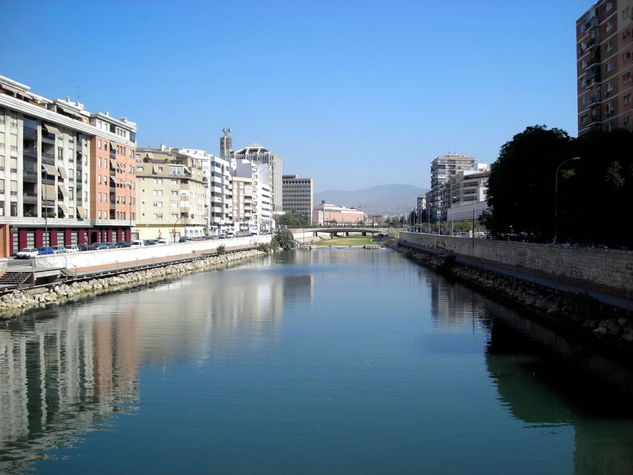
[562,128,633,246]
[487,125,572,240]
[487,125,633,246]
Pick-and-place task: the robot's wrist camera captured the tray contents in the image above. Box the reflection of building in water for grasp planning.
[0,306,138,472]
[484,299,633,475]
[428,276,487,330]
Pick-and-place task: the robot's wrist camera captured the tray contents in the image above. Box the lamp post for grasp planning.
[554,156,581,244]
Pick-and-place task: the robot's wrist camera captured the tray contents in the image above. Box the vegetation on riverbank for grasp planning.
[314,236,374,247]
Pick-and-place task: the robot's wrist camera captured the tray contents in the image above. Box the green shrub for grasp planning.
[271,228,296,250]
[217,245,226,255]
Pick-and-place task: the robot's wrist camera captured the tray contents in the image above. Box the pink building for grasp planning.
[312,202,367,226]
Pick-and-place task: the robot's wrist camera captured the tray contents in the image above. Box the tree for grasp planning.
[486,125,572,240]
[271,228,296,250]
[275,212,310,227]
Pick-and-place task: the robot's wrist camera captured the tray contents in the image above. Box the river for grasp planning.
[1,248,632,474]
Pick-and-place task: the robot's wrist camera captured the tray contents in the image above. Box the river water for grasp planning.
[1,248,633,474]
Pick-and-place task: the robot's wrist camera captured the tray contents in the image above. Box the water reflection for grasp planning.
[0,305,138,473]
[0,256,315,472]
[427,274,633,474]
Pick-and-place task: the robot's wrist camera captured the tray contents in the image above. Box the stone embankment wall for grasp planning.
[399,232,633,295]
[0,249,264,318]
[389,236,633,352]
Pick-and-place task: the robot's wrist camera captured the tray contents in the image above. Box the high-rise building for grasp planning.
[429,154,476,220]
[0,74,137,256]
[233,144,283,214]
[282,174,313,222]
[577,0,633,134]
[446,167,490,223]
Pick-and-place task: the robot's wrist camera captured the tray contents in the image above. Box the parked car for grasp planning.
[155,239,167,245]
[79,244,91,251]
[104,242,117,249]
[131,240,145,247]
[37,246,54,255]
[193,237,204,241]
[116,241,131,248]
[16,247,39,259]
[90,243,108,250]
[179,236,192,243]
[144,239,157,246]
[65,244,80,253]
[51,245,68,254]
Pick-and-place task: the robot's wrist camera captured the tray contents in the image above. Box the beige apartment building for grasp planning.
[135,146,207,241]
[577,0,633,134]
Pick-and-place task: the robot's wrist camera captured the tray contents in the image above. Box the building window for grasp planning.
[153,213,163,219]
[606,62,613,72]
[624,94,632,105]
[69,186,74,199]
[98,139,102,149]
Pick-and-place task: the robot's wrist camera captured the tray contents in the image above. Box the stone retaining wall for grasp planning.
[399,233,633,294]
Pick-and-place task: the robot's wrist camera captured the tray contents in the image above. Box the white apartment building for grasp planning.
[233,143,282,215]
[430,154,476,220]
[446,166,490,223]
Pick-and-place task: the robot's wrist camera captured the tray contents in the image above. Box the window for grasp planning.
[10,180,17,196]
[97,139,102,149]
[69,186,74,200]
[153,213,163,219]
[625,94,632,105]
[98,175,102,184]
[606,62,613,72]
[606,21,613,32]
[624,51,632,62]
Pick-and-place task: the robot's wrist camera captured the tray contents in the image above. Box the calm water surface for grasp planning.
[1,249,633,474]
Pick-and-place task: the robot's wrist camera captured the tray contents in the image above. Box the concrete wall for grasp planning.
[399,232,633,294]
[34,235,272,271]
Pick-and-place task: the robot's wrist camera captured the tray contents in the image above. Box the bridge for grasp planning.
[291,227,388,238]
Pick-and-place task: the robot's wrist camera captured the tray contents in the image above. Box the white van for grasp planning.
[131,240,145,247]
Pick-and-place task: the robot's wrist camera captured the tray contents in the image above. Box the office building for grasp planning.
[577,0,633,134]
[282,174,313,222]
[0,74,136,256]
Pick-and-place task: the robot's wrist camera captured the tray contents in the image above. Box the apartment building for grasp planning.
[135,146,207,241]
[577,0,633,134]
[233,143,283,214]
[232,158,272,233]
[445,167,490,223]
[282,174,313,222]
[0,75,136,256]
[429,154,476,220]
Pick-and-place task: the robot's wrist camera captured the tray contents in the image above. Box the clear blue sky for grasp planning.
[0,0,594,192]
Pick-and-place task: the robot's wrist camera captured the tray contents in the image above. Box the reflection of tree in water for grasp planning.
[0,305,139,473]
[484,302,633,475]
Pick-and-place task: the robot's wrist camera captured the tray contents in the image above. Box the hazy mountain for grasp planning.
[314,184,426,216]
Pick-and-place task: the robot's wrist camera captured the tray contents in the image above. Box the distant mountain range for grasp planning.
[314,184,426,216]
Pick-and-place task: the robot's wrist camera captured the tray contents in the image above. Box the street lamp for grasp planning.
[554,156,581,244]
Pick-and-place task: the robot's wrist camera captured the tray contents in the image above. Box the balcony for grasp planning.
[41,131,55,143]
[42,151,55,164]
[23,125,37,139]
[23,193,38,204]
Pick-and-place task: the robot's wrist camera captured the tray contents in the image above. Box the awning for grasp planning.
[77,206,87,219]
[41,184,56,200]
[43,123,60,135]
[57,166,67,179]
[42,164,57,175]
[110,159,117,169]
[58,203,69,215]
[58,184,68,197]
[110,177,121,186]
